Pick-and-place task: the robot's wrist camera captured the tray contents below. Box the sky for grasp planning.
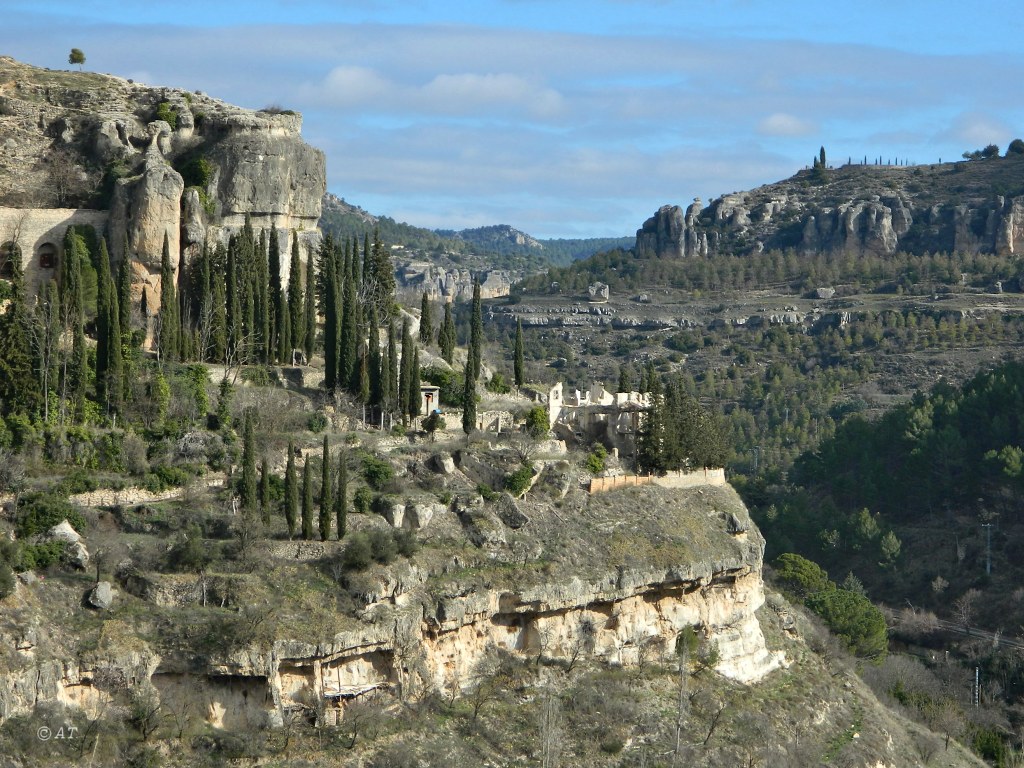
[3,1,1024,238]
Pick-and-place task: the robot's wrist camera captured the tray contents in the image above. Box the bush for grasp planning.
[165,524,214,573]
[307,411,329,433]
[143,464,193,493]
[0,560,13,598]
[523,406,549,439]
[585,444,608,475]
[16,493,86,538]
[353,486,374,514]
[394,529,418,558]
[361,454,394,491]
[16,541,67,571]
[805,588,888,661]
[155,101,178,129]
[341,532,373,571]
[422,365,464,407]
[367,528,398,564]
[504,464,534,496]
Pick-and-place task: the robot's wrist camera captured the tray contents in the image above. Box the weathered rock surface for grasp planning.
[86,581,114,610]
[396,262,513,301]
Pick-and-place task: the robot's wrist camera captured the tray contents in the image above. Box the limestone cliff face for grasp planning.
[636,155,1024,259]
[0,56,325,305]
[396,262,513,301]
[0,483,781,729]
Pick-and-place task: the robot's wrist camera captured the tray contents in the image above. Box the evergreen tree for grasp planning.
[256,228,270,362]
[364,228,396,321]
[95,237,112,404]
[438,301,456,363]
[409,346,421,424]
[284,442,298,539]
[470,278,483,380]
[419,292,433,345]
[271,229,286,364]
[358,345,370,404]
[386,322,398,416]
[105,249,123,411]
[368,306,383,408]
[209,244,228,363]
[260,456,271,526]
[301,458,314,540]
[240,408,258,515]
[61,227,88,418]
[158,232,179,363]
[513,318,524,387]
[226,236,241,358]
[319,435,332,541]
[462,358,476,435]
[287,235,304,356]
[340,250,358,392]
[32,280,61,422]
[399,318,413,423]
[0,247,42,417]
[303,244,316,362]
[336,450,348,540]
[617,363,631,394]
[321,236,339,389]
[116,242,132,352]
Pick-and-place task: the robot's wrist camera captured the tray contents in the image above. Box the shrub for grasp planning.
[56,467,99,495]
[485,372,511,394]
[353,486,374,514]
[805,588,888,661]
[422,365,465,407]
[16,541,67,570]
[361,454,394,491]
[143,464,192,493]
[16,493,86,538]
[155,101,178,129]
[585,444,608,475]
[165,524,212,573]
[523,406,549,439]
[0,560,13,598]
[504,464,534,496]
[341,532,373,571]
[394,529,418,558]
[367,528,398,564]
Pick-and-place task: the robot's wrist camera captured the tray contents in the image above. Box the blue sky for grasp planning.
[3,1,1023,238]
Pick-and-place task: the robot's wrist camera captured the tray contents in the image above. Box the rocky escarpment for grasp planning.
[637,155,1024,259]
[0,483,781,729]
[0,56,324,306]
[396,261,513,301]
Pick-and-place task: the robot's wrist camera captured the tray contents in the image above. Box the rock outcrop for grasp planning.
[396,262,513,301]
[635,155,1024,259]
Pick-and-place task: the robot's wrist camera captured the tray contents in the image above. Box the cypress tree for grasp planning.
[269,227,284,364]
[419,291,433,345]
[340,250,358,392]
[386,322,398,416]
[287,235,304,355]
[105,250,123,411]
[0,246,42,417]
[319,435,332,541]
[336,450,348,540]
[399,318,413,423]
[33,280,61,422]
[409,346,421,424]
[95,237,112,403]
[358,346,370,404]
[301,458,313,540]
[470,278,482,380]
[241,408,258,515]
[158,232,179,363]
[368,306,383,408]
[438,301,456,364]
[210,244,228,363]
[462,358,476,435]
[284,442,297,539]
[303,243,316,362]
[256,228,270,362]
[513,318,524,387]
[321,236,339,389]
[61,228,88,418]
[260,457,271,526]
[116,242,133,356]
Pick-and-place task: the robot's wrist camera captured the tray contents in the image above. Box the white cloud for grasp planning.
[757,113,816,137]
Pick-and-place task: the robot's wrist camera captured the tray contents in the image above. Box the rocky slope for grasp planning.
[637,154,1024,259]
[0,55,324,301]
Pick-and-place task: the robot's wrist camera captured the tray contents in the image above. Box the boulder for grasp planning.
[87,581,114,610]
[381,503,404,529]
[431,453,456,475]
[403,503,437,531]
[495,494,529,529]
[68,542,90,570]
[16,571,37,585]
[47,520,82,544]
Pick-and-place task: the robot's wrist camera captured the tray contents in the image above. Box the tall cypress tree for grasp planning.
[340,249,358,393]
[62,228,88,418]
[358,346,370,404]
[319,435,332,541]
[105,248,123,412]
[33,280,61,422]
[241,408,258,516]
[95,237,112,404]
[321,236,339,389]
[285,442,298,539]
[399,318,413,423]
[287,235,304,356]
[419,292,433,346]
[301,458,314,540]
[470,278,483,380]
[513,317,524,387]
[385,322,398,417]
[210,243,228,363]
[439,301,456,364]
[335,450,348,540]
[226,235,241,358]
[116,242,133,352]
[0,246,42,417]
[158,232,179,363]
[368,306,383,408]
[409,346,421,424]
[256,228,270,363]
[303,244,316,362]
[269,226,284,364]
[462,358,476,435]
[260,456,271,526]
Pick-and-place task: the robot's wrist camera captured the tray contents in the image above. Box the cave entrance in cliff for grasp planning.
[37,242,58,271]
[0,242,18,279]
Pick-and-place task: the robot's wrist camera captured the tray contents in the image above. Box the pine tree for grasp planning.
[287,235,304,356]
[399,318,413,423]
[513,318,524,387]
[462,358,476,435]
[303,244,316,362]
[158,232,179,363]
[419,292,433,345]
[285,442,298,539]
[260,457,271,526]
[470,278,483,380]
[319,435,332,541]
[335,450,348,540]
[241,408,258,516]
[301,458,314,540]
[438,301,456,364]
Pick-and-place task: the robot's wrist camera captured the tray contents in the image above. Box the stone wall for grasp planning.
[0,206,109,293]
[588,467,726,494]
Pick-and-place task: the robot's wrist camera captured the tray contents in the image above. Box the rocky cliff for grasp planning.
[637,155,1024,259]
[0,56,325,304]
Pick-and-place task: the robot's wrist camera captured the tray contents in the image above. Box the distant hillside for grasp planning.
[319,193,630,270]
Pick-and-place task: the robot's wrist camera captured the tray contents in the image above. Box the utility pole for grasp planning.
[981,522,993,575]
